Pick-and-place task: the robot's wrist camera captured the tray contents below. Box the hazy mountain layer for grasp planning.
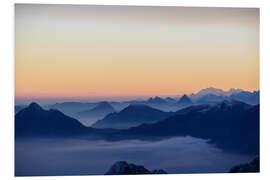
[74,101,115,126]
[92,104,172,129]
[112,100,259,154]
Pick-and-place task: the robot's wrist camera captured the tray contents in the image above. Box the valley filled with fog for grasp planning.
[15,137,254,176]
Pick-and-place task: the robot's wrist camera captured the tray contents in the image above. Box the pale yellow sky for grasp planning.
[15,4,259,102]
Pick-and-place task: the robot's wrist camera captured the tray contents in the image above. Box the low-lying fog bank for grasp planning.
[15,136,253,176]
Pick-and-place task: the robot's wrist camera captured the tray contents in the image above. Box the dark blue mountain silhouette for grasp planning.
[74,101,115,126]
[147,96,167,105]
[188,87,259,105]
[47,102,98,116]
[114,100,259,154]
[15,102,90,137]
[175,104,211,115]
[15,102,121,138]
[230,91,259,105]
[92,104,172,129]
[177,94,193,106]
[229,156,259,173]
[165,97,177,104]
[196,94,227,104]
[15,100,259,154]
[105,161,167,175]
[15,105,26,114]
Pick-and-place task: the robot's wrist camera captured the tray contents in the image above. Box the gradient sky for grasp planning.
[15,4,259,104]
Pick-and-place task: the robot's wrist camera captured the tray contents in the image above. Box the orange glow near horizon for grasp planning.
[15,5,259,102]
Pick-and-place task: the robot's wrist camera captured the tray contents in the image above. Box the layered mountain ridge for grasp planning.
[92,104,172,129]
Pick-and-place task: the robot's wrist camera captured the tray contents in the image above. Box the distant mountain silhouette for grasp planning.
[47,102,98,116]
[15,102,91,137]
[74,101,115,126]
[92,104,172,129]
[15,102,121,138]
[229,156,259,173]
[115,100,259,154]
[175,104,211,115]
[227,88,245,95]
[15,99,259,155]
[147,96,167,105]
[165,97,177,104]
[105,161,167,175]
[177,94,193,106]
[189,87,259,105]
[196,94,227,104]
[191,87,243,99]
[230,91,259,105]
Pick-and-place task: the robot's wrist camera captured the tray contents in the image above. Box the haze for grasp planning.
[15,137,253,176]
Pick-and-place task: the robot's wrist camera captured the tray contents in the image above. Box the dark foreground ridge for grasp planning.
[105,161,167,175]
[229,156,259,173]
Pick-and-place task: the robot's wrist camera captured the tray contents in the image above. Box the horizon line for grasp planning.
[15,87,260,105]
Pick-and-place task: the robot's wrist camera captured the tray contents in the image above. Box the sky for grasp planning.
[15,4,259,104]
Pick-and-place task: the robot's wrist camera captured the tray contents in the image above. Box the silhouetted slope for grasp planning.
[74,102,115,125]
[75,102,115,118]
[92,104,172,129]
[177,94,193,106]
[165,97,177,104]
[115,100,259,154]
[147,96,167,105]
[15,100,259,155]
[229,156,259,173]
[15,105,26,114]
[15,102,89,137]
[175,104,211,115]
[230,91,259,105]
[47,102,97,116]
[105,161,167,175]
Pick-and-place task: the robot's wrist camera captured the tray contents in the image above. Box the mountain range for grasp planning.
[177,94,193,106]
[92,104,172,129]
[15,102,120,138]
[111,100,259,154]
[15,100,259,154]
[147,96,167,105]
[190,87,259,105]
[46,102,98,116]
[17,87,259,118]
[190,87,244,99]
[73,101,115,126]
[15,103,89,137]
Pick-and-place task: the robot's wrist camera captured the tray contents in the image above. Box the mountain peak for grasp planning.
[211,99,251,112]
[182,94,189,98]
[197,87,224,95]
[92,103,168,129]
[28,102,43,110]
[178,94,192,105]
[16,102,88,137]
[147,96,166,104]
